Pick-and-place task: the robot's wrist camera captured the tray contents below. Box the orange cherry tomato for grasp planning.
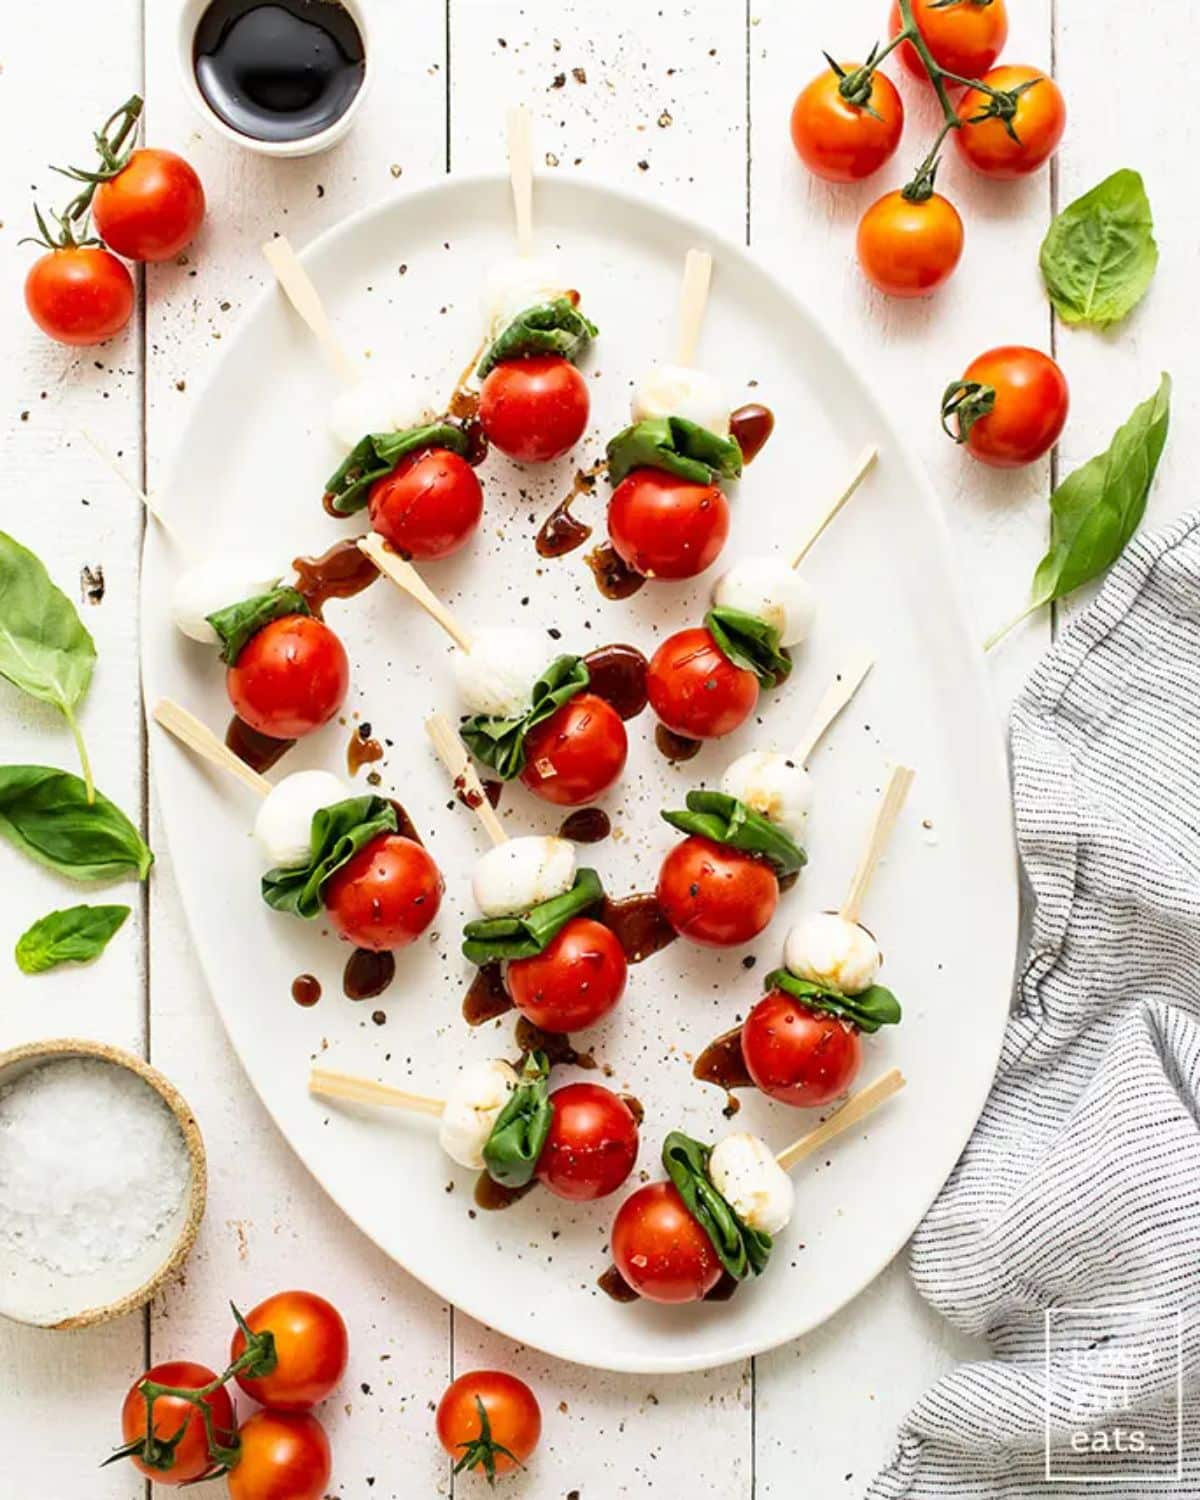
[656,836,779,949]
[942,345,1069,468]
[647,627,759,741]
[789,62,904,183]
[954,65,1066,178]
[436,1370,541,1480]
[742,988,863,1107]
[856,189,964,298]
[536,1082,640,1201]
[367,447,484,560]
[227,1410,331,1500]
[479,354,590,463]
[506,916,628,1033]
[230,1290,349,1412]
[226,614,349,739]
[93,148,206,262]
[119,1361,236,1485]
[25,246,134,346]
[323,833,443,951]
[610,1181,723,1303]
[518,692,628,806]
[889,0,1008,82]
[607,469,730,580]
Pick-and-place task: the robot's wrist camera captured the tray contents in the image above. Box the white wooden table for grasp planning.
[1,1,1190,1493]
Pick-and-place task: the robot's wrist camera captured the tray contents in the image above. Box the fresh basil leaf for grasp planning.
[705,606,792,687]
[1040,170,1158,329]
[476,299,598,379]
[15,903,130,974]
[766,968,901,1034]
[462,868,604,965]
[207,586,310,666]
[661,790,806,878]
[482,1051,554,1189]
[262,796,397,918]
[662,1130,772,1281]
[0,766,152,881]
[606,416,743,488]
[460,655,588,780]
[324,421,469,515]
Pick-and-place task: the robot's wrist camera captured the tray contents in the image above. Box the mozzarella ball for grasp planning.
[721,751,813,841]
[631,363,730,436]
[483,254,565,339]
[712,556,817,649]
[784,912,881,996]
[708,1132,795,1236]
[328,377,416,449]
[170,554,283,645]
[438,1058,519,1170]
[452,627,551,718]
[472,836,577,919]
[253,770,352,869]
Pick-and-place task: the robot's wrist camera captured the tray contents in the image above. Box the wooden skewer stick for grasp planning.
[791,648,875,765]
[356,534,474,652]
[675,248,713,367]
[152,699,272,799]
[839,765,915,926]
[309,1068,445,1117]
[506,105,535,258]
[790,445,879,570]
[425,712,507,846]
[262,235,358,386]
[80,428,181,544]
[775,1067,905,1172]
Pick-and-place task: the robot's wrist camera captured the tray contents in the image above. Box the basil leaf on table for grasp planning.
[0,532,97,799]
[482,1051,554,1189]
[15,903,130,974]
[1040,169,1158,329]
[705,606,792,687]
[661,790,807,878]
[0,766,152,881]
[606,416,744,488]
[662,1130,772,1281]
[207,586,310,666]
[262,796,397,918]
[476,299,598,379]
[765,968,901,1034]
[460,655,589,780]
[461,868,604,965]
[324,421,469,516]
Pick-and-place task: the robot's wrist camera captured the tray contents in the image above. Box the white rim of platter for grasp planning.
[141,173,1017,1374]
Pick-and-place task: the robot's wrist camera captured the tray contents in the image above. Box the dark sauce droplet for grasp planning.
[655,725,703,763]
[536,466,602,558]
[343,948,395,1001]
[599,893,677,964]
[585,542,645,600]
[704,1269,741,1302]
[463,963,513,1025]
[474,1174,537,1212]
[291,973,321,1006]
[513,1017,596,1071]
[729,403,775,465]
[226,715,294,773]
[558,807,610,844]
[617,1093,645,1127]
[597,1264,640,1303]
[693,1025,754,1119]
[292,536,379,615]
[347,727,384,777]
[582,643,649,721]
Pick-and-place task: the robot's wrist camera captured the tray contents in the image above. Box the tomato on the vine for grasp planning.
[226,614,349,739]
[518,692,628,806]
[479,355,590,463]
[646,627,759,741]
[536,1082,640,1201]
[608,469,730,580]
[117,1361,235,1486]
[789,62,904,183]
[741,988,862,1107]
[437,1370,542,1480]
[323,833,443,950]
[93,148,205,262]
[857,189,964,298]
[889,0,1009,82]
[368,447,484,560]
[25,246,134,346]
[506,916,627,1032]
[954,66,1066,178]
[610,1181,723,1303]
[657,836,779,948]
[230,1290,349,1411]
[227,1410,331,1500]
[942,346,1069,468]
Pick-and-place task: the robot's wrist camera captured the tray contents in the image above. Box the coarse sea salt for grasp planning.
[0,1058,190,1277]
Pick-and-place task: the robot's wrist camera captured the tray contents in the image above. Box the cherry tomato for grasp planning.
[436,1370,541,1479]
[519,692,627,806]
[610,1181,723,1304]
[954,66,1066,179]
[608,469,730,580]
[226,614,348,739]
[742,988,862,1107]
[646,627,758,741]
[506,916,627,1032]
[230,1290,349,1411]
[367,447,483,560]
[789,63,904,183]
[943,345,1069,468]
[92,148,205,262]
[889,0,1008,82]
[119,1361,235,1485]
[657,836,779,948]
[479,355,589,463]
[536,1082,639,1201]
[227,1410,330,1500]
[323,833,443,951]
[25,246,134,346]
[857,190,964,298]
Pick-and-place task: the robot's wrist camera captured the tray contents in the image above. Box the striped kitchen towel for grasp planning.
[869,513,1200,1499]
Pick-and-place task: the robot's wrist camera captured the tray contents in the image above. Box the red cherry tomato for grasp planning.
[367,447,483,560]
[608,469,730,580]
[479,355,589,463]
[227,1410,331,1500]
[610,1181,723,1303]
[789,63,904,183]
[25,246,134,346]
[230,1290,348,1411]
[506,916,627,1032]
[889,0,1008,82]
[943,345,1069,468]
[227,614,349,739]
[741,988,862,1107]
[646,627,758,741]
[92,148,205,262]
[518,692,627,806]
[954,66,1066,179]
[119,1361,235,1485]
[535,1082,639,1201]
[323,833,443,951]
[856,190,964,299]
[436,1370,541,1479]
[657,836,779,948]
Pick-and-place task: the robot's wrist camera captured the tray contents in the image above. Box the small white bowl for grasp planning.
[176,0,372,159]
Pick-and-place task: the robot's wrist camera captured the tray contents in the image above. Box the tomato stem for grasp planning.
[59,95,144,227]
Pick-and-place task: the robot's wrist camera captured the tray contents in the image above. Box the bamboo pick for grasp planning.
[262,235,357,386]
[839,765,915,926]
[152,699,272,798]
[356,534,474,652]
[775,1067,905,1172]
[79,428,180,543]
[506,106,535,258]
[675,248,713,367]
[790,445,879,570]
[791,648,875,765]
[309,1068,445,1117]
[425,712,508,846]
